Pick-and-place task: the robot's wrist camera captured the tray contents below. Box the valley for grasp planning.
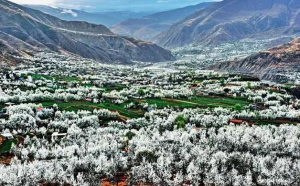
[1,0,300,185]
[1,50,300,185]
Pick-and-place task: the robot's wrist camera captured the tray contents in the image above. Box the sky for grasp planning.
[10,0,217,12]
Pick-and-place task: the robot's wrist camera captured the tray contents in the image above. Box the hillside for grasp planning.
[111,2,214,41]
[0,0,174,64]
[26,5,151,27]
[156,0,300,48]
[210,37,300,82]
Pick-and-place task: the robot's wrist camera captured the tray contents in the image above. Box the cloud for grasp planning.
[61,9,78,17]
[10,0,55,5]
[9,0,216,11]
[157,0,172,3]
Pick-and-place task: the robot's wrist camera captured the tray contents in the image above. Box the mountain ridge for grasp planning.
[156,0,300,48]
[0,0,175,65]
[25,5,152,27]
[111,2,214,41]
[210,36,300,82]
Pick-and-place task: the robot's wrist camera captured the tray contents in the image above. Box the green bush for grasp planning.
[176,114,188,129]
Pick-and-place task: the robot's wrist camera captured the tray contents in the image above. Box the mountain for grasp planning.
[156,0,300,48]
[25,5,152,27]
[210,37,300,82]
[0,0,175,65]
[111,2,214,41]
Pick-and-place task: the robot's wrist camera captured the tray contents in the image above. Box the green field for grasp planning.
[38,96,250,119]
[145,98,198,109]
[31,74,81,82]
[101,84,128,92]
[0,139,18,153]
[145,96,249,109]
[40,101,144,118]
[187,96,250,108]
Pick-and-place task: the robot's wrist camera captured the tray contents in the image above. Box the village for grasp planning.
[0,52,300,185]
[170,36,299,75]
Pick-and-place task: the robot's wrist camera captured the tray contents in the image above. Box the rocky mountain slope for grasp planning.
[26,5,151,27]
[111,2,214,41]
[0,0,174,64]
[210,37,300,81]
[156,0,300,48]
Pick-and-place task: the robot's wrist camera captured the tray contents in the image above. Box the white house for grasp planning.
[51,132,67,141]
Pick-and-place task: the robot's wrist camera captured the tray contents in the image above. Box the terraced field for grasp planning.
[38,95,250,119]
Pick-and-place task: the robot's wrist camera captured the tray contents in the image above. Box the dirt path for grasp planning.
[163,98,200,105]
[0,137,3,147]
